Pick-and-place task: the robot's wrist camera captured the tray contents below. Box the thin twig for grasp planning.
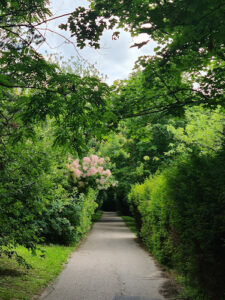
[36,27,83,59]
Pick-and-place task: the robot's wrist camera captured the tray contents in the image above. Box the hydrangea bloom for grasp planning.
[74,169,83,178]
[98,166,104,174]
[83,157,91,164]
[98,158,104,164]
[72,159,80,168]
[67,154,115,190]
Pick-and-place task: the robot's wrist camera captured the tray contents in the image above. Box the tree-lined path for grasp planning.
[40,212,166,300]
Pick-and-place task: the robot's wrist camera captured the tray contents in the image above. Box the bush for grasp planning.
[0,142,54,263]
[38,188,98,245]
[0,133,98,259]
[128,152,225,299]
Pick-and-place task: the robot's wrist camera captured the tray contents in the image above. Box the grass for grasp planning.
[0,244,76,300]
[120,215,138,236]
[0,211,103,300]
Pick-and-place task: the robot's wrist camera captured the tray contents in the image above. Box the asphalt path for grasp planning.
[40,212,167,300]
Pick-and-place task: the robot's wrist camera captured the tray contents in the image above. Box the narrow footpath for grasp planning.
[40,212,167,300]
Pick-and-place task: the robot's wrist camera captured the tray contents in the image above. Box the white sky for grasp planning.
[38,0,157,84]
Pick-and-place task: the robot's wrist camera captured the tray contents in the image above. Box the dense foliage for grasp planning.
[128,151,225,299]
[1,1,225,298]
[66,1,225,297]
[38,188,98,245]
[95,104,225,298]
[0,0,113,263]
[61,0,225,120]
[0,115,109,262]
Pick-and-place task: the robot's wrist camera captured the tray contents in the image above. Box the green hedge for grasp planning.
[128,152,225,299]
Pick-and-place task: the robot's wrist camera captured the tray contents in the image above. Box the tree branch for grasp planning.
[121,97,202,119]
[34,13,73,27]
[0,81,57,93]
[36,27,83,59]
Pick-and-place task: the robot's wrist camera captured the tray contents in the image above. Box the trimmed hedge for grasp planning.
[128,152,225,299]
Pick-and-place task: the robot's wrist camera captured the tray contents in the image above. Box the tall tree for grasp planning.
[0,1,112,151]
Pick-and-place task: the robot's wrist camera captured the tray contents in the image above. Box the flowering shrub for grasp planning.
[67,154,116,191]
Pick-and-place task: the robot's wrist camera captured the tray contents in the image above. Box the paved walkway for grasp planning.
[40,212,166,300]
